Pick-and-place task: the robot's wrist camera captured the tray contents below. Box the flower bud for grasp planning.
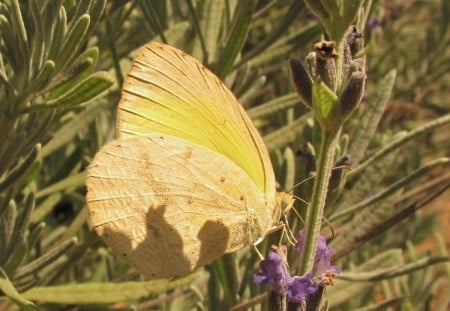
[344,25,363,59]
[339,70,366,117]
[289,58,313,108]
[314,40,338,91]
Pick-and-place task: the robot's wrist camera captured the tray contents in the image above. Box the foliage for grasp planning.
[0,0,449,310]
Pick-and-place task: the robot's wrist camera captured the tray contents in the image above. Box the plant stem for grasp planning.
[299,129,338,274]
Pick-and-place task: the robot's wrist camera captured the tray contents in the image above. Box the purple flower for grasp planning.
[287,273,318,303]
[253,248,291,295]
[295,229,341,278]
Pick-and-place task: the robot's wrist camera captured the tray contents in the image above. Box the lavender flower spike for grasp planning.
[295,229,341,280]
[287,273,318,303]
[253,246,291,295]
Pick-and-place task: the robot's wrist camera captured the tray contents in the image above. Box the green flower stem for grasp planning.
[299,129,339,274]
[335,41,345,92]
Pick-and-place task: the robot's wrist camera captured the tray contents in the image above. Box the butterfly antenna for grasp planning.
[292,194,309,206]
[288,164,352,193]
[288,175,315,193]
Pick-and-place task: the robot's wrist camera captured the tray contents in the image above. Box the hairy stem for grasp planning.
[299,129,338,274]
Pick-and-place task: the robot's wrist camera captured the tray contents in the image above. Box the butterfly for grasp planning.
[86,42,294,279]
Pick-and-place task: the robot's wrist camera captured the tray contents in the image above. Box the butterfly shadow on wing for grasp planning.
[97,202,230,279]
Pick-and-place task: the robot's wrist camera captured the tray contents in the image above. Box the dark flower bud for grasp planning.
[339,70,366,117]
[289,58,313,108]
[314,40,338,91]
[345,26,364,58]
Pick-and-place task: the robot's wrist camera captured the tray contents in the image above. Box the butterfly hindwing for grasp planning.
[86,134,272,278]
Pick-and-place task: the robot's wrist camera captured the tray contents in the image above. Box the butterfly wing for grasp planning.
[86,135,272,279]
[117,42,275,201]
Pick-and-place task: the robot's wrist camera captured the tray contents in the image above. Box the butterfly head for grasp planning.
[273,192,295,223]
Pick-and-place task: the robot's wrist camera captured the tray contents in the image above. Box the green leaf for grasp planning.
[29,0,45,73]
[54,14,90,73]
[312,79,339,130]
[0,130,26,175]
[328,249,403,308]
[0,268,36,311]
[247,92,301,119]
[21,72,113,114]
[235,0,305,67]
[264,114,311,151]
[29,60,55,94]
[48,47,99,100]
[86,0,107,36]
[349,113,450,178]
[0,200,17,264]
[332,158,450,221]
[0,144,41,193]
[13,238,77,280]
[3,194,35,269]
[40,101,105,158]
[49,71,113,107]
[215,0,255,78]
[22,273,201,304]
[203,0,224,63]
[36,172,86,199]
[339,256,450,282]
[48,5,67,61]
[348,70,397,165]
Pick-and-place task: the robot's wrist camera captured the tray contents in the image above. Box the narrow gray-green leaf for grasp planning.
[332,158,450,220]
[328,249,403,307]
[0,144,41,193]
[48,46,99,99]
[335,131,405,212]
[0,200,17,264]
[354,298,405,311]
[3,194,35,267]
[13,237,77,280]
[349,70,397,164]
[86,0,106,36]
[40,101,105,158]
[10,0,30,65]
[264,114,311,151]
[0,268,36,311]
[22,72,113,113]
[0,130,26,175]
[215,0,255,78]
[54,14,90,73]
[36,172,86,199]
[349,113,450,178]
[248,93,300,119]
[23,273,201,304]
[48,5,66,61]
[235,0,305,68]
[250,24,321,68]
[203,0,224,63]
[29,0,45,72]
[29,60,55,94]
[339,256,450,282]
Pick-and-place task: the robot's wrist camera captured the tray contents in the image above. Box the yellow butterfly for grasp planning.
[86,42,294,279]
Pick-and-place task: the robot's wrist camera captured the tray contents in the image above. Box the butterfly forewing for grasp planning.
[117,42,275,200]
